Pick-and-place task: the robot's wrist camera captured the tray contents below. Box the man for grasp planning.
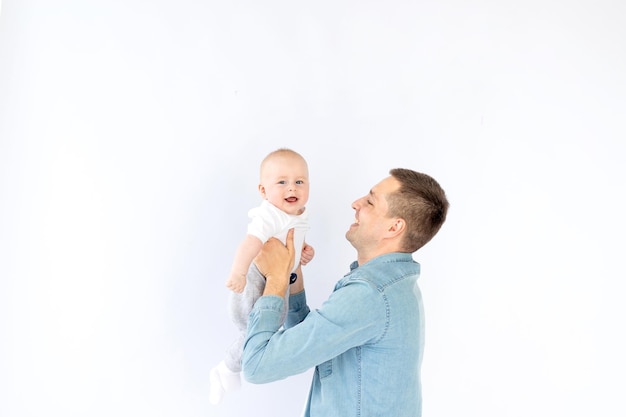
[242,168,449,417]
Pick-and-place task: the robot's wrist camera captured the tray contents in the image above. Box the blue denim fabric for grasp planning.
[242,252,424,417]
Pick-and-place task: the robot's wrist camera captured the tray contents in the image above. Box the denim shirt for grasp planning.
[242,252,425,417]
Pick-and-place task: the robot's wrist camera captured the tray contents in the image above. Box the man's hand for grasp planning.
[254,228,295,297]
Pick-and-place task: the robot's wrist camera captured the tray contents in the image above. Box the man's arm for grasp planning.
[242,279,386,384]
[285,264,309,329]
[290,264,305,295]
[254,228,295,297]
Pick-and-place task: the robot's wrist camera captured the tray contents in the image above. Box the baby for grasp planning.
[210,148,314,405]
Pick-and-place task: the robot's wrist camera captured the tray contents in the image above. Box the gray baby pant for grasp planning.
[224,263,289,372]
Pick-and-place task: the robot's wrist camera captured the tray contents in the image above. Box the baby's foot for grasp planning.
[226,275,246,293]
[209,361,241,405]
[209,366,225,405]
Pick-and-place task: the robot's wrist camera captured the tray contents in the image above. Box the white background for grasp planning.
[1,1,625,416]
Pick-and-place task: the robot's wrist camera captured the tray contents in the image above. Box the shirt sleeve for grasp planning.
[285,290,310,329]
[242,280,387,384]
[247,206,279,243]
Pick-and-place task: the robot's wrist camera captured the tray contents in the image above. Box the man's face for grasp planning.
[346,176,400,250]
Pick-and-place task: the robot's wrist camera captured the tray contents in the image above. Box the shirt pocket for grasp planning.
[316,359,333,379]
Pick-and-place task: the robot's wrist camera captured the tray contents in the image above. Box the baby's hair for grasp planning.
[260,148,307,173]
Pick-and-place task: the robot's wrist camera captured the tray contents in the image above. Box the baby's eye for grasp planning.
[278,180,286,185]
[367,199,373,205]
[296,180,304,185]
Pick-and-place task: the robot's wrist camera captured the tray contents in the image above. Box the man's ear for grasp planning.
[388,218,406,236]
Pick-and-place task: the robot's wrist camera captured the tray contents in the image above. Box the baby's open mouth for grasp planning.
[285,197,298,203]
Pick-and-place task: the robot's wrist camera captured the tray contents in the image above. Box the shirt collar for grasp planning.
[349,252,414,271]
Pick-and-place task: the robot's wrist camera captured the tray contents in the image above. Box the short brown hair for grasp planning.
[387,168,449,252]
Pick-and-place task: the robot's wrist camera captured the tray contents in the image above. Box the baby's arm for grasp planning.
[299,242,315,266]
[226,234,264,293]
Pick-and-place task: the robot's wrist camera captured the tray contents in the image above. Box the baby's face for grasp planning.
[259,154,309,215]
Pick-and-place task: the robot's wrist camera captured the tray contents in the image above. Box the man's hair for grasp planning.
[387,168,449,252]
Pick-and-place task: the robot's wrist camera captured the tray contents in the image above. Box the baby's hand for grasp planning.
[300,243,315,266]
[226,272,246,293]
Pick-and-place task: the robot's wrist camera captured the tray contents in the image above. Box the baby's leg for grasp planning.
[225,264,266,371]
[210,266,266,405]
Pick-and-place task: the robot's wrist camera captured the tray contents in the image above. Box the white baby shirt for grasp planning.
[247,200,309,272]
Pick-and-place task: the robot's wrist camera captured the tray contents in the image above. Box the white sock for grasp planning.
[209,361,241,405]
